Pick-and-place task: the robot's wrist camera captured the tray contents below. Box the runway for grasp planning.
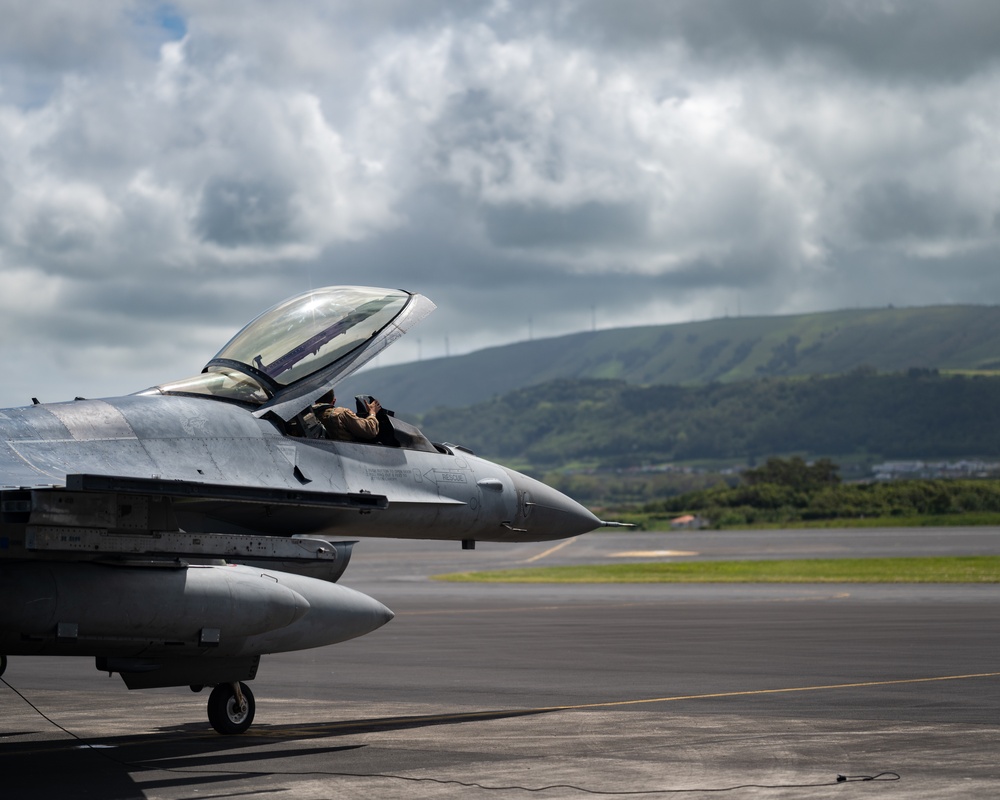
[2,529,1000,798]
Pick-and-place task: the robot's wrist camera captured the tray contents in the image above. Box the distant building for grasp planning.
[872,460,1000,480]
[670,514,705,529]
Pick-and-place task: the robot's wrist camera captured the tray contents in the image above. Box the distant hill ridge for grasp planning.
[338,305,1000,414]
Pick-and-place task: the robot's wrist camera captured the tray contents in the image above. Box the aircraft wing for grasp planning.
[5,473,385,576]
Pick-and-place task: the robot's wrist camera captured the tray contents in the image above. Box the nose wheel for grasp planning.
[207,682,255,734]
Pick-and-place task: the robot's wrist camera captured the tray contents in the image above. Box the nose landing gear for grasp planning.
[207,681,256,735]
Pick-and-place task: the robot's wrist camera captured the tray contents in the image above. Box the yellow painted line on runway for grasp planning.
[534,671,1000,713]
[519,536,578,564]
[237,671,1000,739]
[610,550,699,558]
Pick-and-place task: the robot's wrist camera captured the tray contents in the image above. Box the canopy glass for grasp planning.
[214,286,410,387]
[148,286,420,407]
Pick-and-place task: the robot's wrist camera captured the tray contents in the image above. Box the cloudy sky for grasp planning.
[3,0,1000,407]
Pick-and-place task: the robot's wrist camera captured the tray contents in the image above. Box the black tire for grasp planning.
[0,655,7,677]
[207,682,255,735]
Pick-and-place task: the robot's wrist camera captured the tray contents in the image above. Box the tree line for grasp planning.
[642,456,1000,526]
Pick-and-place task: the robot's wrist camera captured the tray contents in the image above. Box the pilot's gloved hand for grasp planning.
[367,398,382,416]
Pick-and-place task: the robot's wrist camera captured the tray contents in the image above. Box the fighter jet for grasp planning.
[0,286,604,733]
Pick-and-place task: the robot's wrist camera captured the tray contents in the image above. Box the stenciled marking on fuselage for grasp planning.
[363,467,419,482]
[424,469,469,485]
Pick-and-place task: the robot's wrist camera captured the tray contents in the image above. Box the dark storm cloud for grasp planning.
[555,0,1000,81]
[195,177,298,246]
[317,183,549,290]
[0,2,129,72]
[483,201,647,249]
[817,241,1000,312]
[848,180,980,244]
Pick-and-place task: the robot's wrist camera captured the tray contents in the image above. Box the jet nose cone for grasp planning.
[504,469,602,540]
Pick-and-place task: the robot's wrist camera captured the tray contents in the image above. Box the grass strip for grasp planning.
[433,556,1000,583]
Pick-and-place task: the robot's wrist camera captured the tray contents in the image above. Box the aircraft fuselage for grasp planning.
[0,393,598,554]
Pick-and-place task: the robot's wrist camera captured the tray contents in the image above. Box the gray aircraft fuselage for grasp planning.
[0,286,606,733]
[0,392,599,549]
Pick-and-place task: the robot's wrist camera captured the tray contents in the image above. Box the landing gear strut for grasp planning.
[207,682,255,734]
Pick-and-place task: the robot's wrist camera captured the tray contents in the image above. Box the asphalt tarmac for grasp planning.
[2,528,1000,799]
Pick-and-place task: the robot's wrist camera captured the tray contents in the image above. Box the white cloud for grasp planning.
[4,1,1000,405]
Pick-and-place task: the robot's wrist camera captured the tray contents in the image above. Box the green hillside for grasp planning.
[339,305,1000,414]
[415,371,1000,471]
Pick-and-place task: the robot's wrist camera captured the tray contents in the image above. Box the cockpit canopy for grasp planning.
[215,287,410,387]
[147,286,434,420]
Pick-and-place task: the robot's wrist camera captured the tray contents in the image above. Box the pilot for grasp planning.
[312,390,381,442]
